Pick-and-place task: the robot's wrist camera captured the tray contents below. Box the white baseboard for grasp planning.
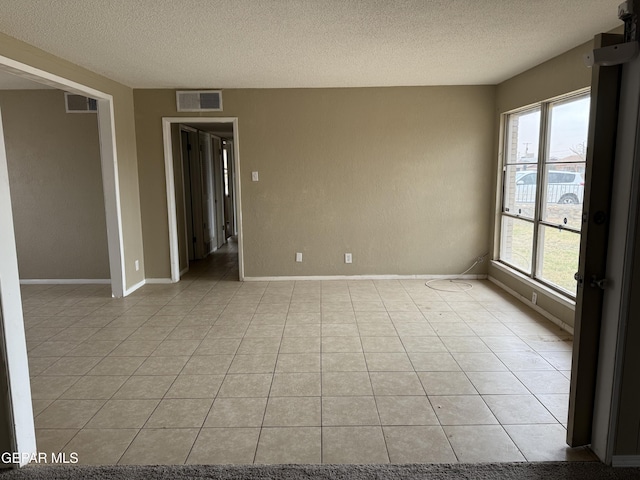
[145,278,175,284]
[490,261,576,310]
[180,267,189,276]
[244,274,488,282]
[19,278,110,285]
[123,278,146,296]
[489,276,574,335]
[612,455,640,467]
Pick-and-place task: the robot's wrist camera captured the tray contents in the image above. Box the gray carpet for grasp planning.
[1,463,639,480]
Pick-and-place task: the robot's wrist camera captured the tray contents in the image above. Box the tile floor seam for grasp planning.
[318,282,324,465]
[253,281,285,464]
[499,422,531,461]
[152,321,217,463]
[368,280,392,463]
[533,393,569,425]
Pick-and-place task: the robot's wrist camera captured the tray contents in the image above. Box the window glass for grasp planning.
[537,225,580,295]
[502,108,541,221]
[499,93,589,297]
[499,216,534,274]
[503,166,536,219]
[541,163,584,230]
[547,96,590,165]
[505,108,541,165]
[540,94,589,233]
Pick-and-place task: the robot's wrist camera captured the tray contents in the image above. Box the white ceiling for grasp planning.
[0,0,623,88]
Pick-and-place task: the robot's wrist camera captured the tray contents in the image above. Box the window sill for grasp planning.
[490,260,576,311]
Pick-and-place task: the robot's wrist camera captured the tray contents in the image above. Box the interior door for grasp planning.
[567,33,623,447]
[211,135,225,248]
[181,128,206,260]
[180,129,195,262]
[190,130,205,259]
[199,131,214,254]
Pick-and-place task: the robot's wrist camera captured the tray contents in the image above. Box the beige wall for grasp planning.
[495,41,594,114]
[134,87,496,278]
[0,89,109,279]
[0,32,145,289]
[488,38,597,327]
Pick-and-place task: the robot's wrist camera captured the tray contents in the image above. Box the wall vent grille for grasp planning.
[64,93,97,113]
[176,90,223,112]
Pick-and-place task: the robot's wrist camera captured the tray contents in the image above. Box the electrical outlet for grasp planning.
[345,253,352,264]
[295,252,303,262]
[531,291,538,305]
[135,260,140,271]
[252,171,259,182]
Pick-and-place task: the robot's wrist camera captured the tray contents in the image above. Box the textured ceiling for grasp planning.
[0,0,623,88]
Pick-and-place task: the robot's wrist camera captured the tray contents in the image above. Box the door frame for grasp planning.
[162,117,243,282]
[0,56,126,298]
[225,139,238,236]
[198,130,216,255]
[0,55,126,465]
[567,33,623,450]
[590,37,640,465]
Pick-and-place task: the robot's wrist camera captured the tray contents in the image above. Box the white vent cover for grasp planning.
[176,90,223,112]
[64,93,97,113]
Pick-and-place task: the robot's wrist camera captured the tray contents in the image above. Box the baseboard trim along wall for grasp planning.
[19,279,110,285]
[490,261,576,310]
[123,278,174,297]
[489,276,574,335]
[612,455,640,467]
[123,278,146,296]
[243,274,488,282]
[111,274,493,297]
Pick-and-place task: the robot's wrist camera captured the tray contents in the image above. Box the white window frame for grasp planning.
[497,89,590,299]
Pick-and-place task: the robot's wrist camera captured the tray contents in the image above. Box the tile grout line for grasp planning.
[408,280,463,463]
[251,280,279,464]
[180,287,233,465]
[369,280,396,464]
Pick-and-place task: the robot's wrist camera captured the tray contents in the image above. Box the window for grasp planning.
[498,92,590,297]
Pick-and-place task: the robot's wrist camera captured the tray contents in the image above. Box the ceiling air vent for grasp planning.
[176,90,223,112]
[64,93,97,113]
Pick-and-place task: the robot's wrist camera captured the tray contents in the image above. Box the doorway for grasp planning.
[0,65,125,297]
[1,86,110,286]
[0,59,125,464]
[164,118,241,281]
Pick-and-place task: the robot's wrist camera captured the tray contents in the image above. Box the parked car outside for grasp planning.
[515,170,584,204]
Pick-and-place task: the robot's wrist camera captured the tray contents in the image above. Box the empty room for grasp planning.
[1,0,640,477]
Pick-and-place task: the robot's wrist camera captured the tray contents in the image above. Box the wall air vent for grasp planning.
[64,93,97,113]
[176,90,223,112]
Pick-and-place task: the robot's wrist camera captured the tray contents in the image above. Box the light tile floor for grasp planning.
[23,241,595,464]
